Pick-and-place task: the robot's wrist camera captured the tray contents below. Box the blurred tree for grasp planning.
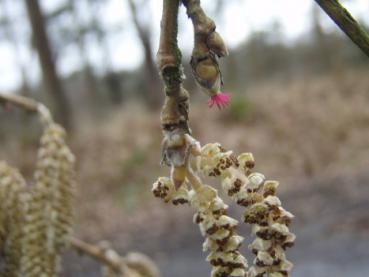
[25,0,72,129]
[66,0,100,108]
[86,0,123,105]
[311,4,344,73]
[127,0,161,108]
[0,0,31,96]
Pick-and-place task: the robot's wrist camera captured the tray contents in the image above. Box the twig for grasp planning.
[0,93,38,113]
[315,0,369,57]
[157,0,191,169]
[70,236,127,274]
[70,237,161,277]
[157,0,189,132]
[0,93,53,124]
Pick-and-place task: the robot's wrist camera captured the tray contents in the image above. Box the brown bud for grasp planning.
[207,31,228,57]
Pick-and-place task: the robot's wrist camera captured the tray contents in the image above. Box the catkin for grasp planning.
[153,140,295,277]
[0,162,27,277]
[190,186,248,277]
[21,121,75,277]
[221,150,295,277]
[153,179,248,277]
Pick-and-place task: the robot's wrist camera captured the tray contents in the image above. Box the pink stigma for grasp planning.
[208,92,230,109]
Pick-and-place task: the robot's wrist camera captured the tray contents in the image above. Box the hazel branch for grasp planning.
[0,93,53,125]
[0,93,38,113]
[157,0,189,132]
[183,0,225,56]
[157,0,192,176]
[315,0,369,57]
[70,237,161,277]
[182,0,229,108]
[70,237,128,274]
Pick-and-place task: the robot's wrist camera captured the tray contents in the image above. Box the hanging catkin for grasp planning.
[21,108,75,277]
[0,162,27,277]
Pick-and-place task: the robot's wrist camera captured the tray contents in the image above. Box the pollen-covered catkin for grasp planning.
[0,162,27,277]
[220,150,295,277]
[153,179,248,277]
[21,121,75,277]
[153,139,295,277]
[190,186,248,277]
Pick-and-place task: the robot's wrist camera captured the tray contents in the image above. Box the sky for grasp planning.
[0,0,368,92]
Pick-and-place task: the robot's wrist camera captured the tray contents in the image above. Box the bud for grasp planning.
[192,55,221,94]
[207,31,228,57]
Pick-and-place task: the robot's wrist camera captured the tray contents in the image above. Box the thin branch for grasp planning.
[69,237,127,274]
[0,93,38,113]
[157,0,191,167]
[0,93,52,125]
[70,237,161,277]
[157,0,189,131]
[315,0,369,57]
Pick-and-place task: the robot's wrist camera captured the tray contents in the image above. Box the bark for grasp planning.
[25,0,72,129]
[315,0,369,57]
[157,0,189,131]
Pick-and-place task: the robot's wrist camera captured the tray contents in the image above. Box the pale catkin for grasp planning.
[191,186,248,277]
[152,179,248,277]
[220,149,295,277]
[21,122,75,277]
[0,162,27,277]
[153,140,295,277]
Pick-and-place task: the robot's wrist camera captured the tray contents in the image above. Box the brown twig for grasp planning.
[70,237,161,277]
[0,93,38,113]
[315,0,369,57]
[157,0,191,168]
[0,92,53,125]
[182,0,228,100]
[70,237,128,274]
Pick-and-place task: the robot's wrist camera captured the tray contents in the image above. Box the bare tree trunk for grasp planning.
[25,0,72,129]
[127,0,162,108]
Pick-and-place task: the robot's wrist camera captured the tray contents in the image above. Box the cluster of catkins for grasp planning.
[153,140,295,277]
[0,105,75,277]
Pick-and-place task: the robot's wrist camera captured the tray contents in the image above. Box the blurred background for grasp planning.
[0,0,369,276]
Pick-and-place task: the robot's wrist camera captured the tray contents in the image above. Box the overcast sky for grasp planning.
[0,0,368,92]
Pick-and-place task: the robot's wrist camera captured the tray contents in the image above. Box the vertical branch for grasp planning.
[157,0,191,172]
[315,0,369,57]
[182,0,229,108]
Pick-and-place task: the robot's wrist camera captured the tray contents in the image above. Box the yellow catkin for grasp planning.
[153,179,248,277]
[21,121,75,277]
[153,140,295,277]
[0,161,27,277]
[219,148,295,277]
[153,138,249,277]
[190,186,248,277]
